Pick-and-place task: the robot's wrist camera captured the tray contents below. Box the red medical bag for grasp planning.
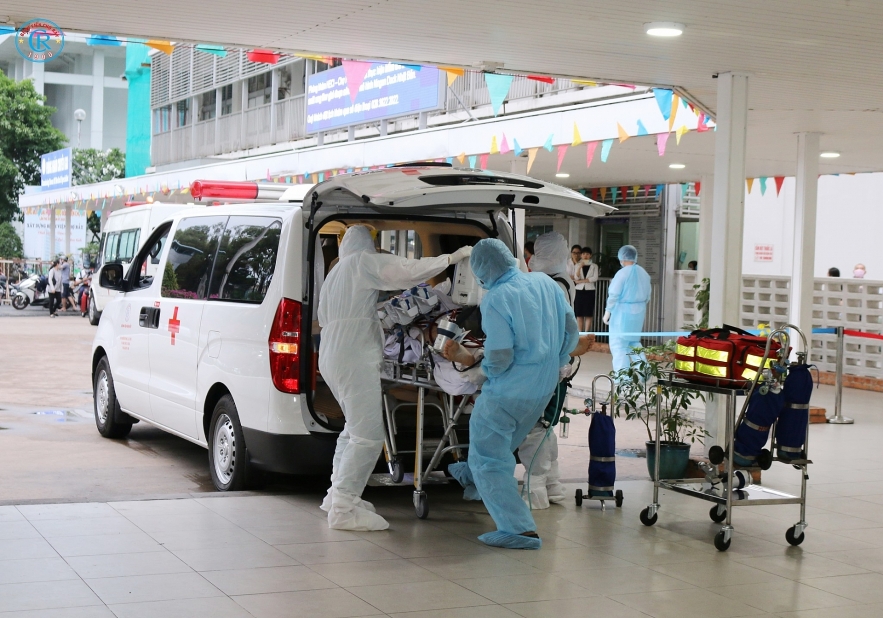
[674,325,781,386]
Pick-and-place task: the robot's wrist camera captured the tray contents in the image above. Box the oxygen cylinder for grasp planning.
[588,407,616,498]
[775,364,813,460]
[733,388,785,467]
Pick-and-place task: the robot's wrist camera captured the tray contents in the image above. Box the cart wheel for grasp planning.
[709,505,727,523]
[391,461,404,484]
[714,530,732,551]
[785,526,805,546]
[575,488,583,507]
[639,507,658,526]
[708,446,725,465]
[757,449,774,471]
[615,490,624,508]
[415,492,429,519]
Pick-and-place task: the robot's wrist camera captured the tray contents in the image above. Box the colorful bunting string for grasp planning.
[616,123,630,143]
[774,176,785,196]
[543,134,554,152]
[527,148,538,173]
[747,178,755,193]
[759,177,768,195]
[484,73,514,116]
[478,154,489,169]
[657,132,669,156]
[586,142,598,168]
[556,145,568,172]
[572,123,582,147]
[653,89,673,121]
[490,135,499,154]
[600,139,614,162]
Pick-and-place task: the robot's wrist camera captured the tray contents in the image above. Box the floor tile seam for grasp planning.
[714,580,865,609]
[104,600,261,618]
[229,586,391,616]
[81,569,231,603]
[449,572,603,597]
[797,575,883,602]
[729,556,874,578]
[344,578,503,611]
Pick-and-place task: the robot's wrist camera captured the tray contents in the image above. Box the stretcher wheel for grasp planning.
[639,507,657,526]
[785,526,805,546]
[708,446,725,465]
[415,492,429,519]
[709,505,727,523]
[714,530,731,551]
[757,449,774,471]
[575,488,583,507]
[615,490,624,508]
[391,461,404,484]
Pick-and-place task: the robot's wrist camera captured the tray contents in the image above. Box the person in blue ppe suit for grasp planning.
[603,245,652,374]
[442,238,579,549]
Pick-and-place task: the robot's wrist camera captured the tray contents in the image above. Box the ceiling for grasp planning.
[7,0,883,177]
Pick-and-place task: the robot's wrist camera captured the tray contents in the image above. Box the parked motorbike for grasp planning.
[12,274,50,310]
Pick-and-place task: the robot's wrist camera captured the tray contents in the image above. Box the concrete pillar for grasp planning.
[90,50,105,149]
[698,174,714,281]
[64,206,71,255]
[708,72,749,328]
[790,132,820,354]
[49,207,56,257]
[31,62,45,97]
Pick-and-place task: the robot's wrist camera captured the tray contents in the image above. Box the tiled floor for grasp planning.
[1,380,881,617]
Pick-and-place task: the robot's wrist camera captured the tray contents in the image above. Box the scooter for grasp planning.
[12,274,50,310]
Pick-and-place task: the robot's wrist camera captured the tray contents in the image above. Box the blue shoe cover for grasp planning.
[478,530,542,550]
[448,462,482,501]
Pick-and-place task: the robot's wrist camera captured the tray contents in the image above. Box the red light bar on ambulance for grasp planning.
[189,180,290,201]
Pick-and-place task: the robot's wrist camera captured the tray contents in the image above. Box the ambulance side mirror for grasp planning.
[99,264,126,291]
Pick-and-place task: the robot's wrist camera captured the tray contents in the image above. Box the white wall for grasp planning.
[742,173,883,278]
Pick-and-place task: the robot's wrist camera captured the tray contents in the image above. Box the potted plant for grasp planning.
[613,342,705,480]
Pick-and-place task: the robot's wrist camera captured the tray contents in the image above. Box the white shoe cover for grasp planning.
[321,492,375,513]
[522,477,551,510]
[328,506,389,531]
[546,481,567,504]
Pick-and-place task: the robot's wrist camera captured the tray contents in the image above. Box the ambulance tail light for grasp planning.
[269,298,302,393]
[190,180,290,201]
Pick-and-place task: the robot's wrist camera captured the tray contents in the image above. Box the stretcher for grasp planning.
[380,353,475,519]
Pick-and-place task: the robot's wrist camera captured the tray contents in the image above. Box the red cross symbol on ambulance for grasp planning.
[168,306,181,345]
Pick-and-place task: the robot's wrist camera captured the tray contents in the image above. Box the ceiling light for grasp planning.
[820,151,840,158]
[669,163,686,169]
[645,22,685,37]
[555,173,570,178]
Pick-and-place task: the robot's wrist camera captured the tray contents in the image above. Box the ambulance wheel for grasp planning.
[575,488,583,507]
[415,492,429,519]
[93,357,133,439]
[88,295,101,325]
[714,530,731,551]
[708,446,725,465]
[390,460,405,484]
[615,490,624,508]
[639,507,658,526]
[710,505,727,523]
[208,395,250,492]
[757,449,774,470]
[786,526,805,546]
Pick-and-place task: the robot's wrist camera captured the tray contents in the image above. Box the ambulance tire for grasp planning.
[208,395,251,492]
[93,357,133,439]
[88,296,101,325]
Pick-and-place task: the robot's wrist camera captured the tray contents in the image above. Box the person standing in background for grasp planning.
[60,257,75,312]
[854,264,867,279]
[604,245,651,374]
[567,245,582,283]
[574,247,598,333]
[523,241,534,269]
[46,260,62,318]
[828,267,840,277]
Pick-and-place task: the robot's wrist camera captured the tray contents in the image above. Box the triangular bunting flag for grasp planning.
[681,184,689,199]
[556,145,568,172]
[527,75,555,84]
[490,136,499,154]
[632,185,640,197]
[656,184,665,197]
[676,124,688,145]
[621,186,629,201]
[543,134,554,152]
[484,73,514,116]
[695,181,701,196]
[571,79,597,86]
[195,44,227,57]
[610,187,619,203]
[572,123,582,147]
[653,88,673,121]
[468,155,477,169]
[479,154,489,169]
[457,152,466,165]
[440,67,464,86]
[146,40,174,55]
[526,148,539,173]
[591,188,600,201]
[746,178,755,193]
[500,134,510,154]
[643,184,652,196]
[617,122,630,143]
[636,120,649,136]
[759,177,768,195]
[513,139,522,157]
[669,94,680,131]
[342,60,372,102]
[600,139,614,162]
[697,114,709,132]
[657,132,670,156]
[247,49,281,65]
[774,176,785,196]
[600,187,608,201]
[585,142,598,168]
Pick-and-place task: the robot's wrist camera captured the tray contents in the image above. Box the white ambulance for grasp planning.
[91,166,610,491]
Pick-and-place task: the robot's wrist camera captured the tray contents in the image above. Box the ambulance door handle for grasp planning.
[152,307,161,329]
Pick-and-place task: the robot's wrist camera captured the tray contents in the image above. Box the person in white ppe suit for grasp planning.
[517,232,573,509]
[318,225,472,531]
[603,245,652,373]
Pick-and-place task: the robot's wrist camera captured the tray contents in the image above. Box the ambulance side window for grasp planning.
[208,216,281,304]
[130,225,171,291]
[161,216,227,300]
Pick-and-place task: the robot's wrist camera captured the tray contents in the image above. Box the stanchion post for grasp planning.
[828,326,854,424]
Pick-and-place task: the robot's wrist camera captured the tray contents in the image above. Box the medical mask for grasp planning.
[581,258,590,265]
[854,269,866,278]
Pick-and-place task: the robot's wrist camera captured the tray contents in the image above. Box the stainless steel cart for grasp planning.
[381,358,473,519]
[640,325,812,551]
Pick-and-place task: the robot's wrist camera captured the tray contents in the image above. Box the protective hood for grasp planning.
[471,238,518,289]
[529,232,569,276]
[339,225,376,259]
[618,244,638,262]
